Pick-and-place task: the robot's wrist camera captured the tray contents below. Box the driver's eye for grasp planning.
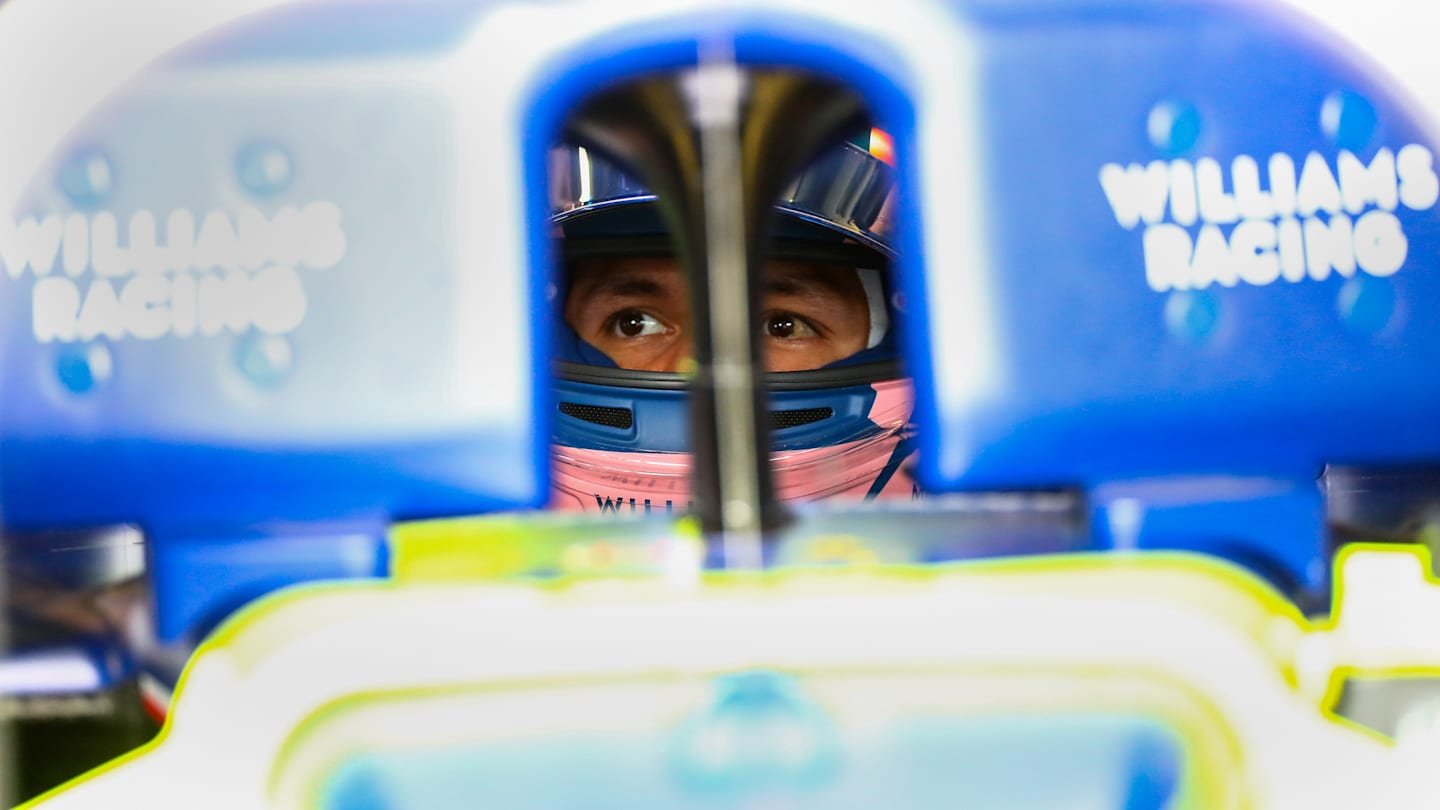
[764,312,819,340]
[610,310,668,338]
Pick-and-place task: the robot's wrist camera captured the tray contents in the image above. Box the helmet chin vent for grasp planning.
[559,402,634,429]
[559,402,834,432]
[770,407,834,430]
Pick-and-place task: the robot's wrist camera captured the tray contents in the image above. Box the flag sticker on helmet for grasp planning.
[1,202,347,343]
[867,128,895,167]
[1099,146,1439,292]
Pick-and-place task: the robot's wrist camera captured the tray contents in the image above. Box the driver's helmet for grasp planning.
[547,129,916,515]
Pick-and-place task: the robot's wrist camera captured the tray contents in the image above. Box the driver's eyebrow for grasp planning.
[573,271,674,300]
[763,267,854,300]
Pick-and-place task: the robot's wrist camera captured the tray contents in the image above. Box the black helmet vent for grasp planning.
[559,403,835,431]
[770,407,834,430]
[559,402,634,430]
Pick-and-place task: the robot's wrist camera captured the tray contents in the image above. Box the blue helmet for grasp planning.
[547,132,918,514]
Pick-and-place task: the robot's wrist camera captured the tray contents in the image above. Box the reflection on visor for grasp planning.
[549,139,898,257]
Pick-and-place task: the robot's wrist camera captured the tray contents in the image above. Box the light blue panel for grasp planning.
[0,0,545,529]
[319,674,1181,809]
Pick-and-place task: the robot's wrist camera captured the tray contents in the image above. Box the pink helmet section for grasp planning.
[550,379,916,514]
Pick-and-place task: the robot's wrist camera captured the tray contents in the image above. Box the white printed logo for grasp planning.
[1099,145,1439,292]
[0,201,346,342]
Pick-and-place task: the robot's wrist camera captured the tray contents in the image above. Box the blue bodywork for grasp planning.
[0,0,1433,652]
[6,1,1434,805]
